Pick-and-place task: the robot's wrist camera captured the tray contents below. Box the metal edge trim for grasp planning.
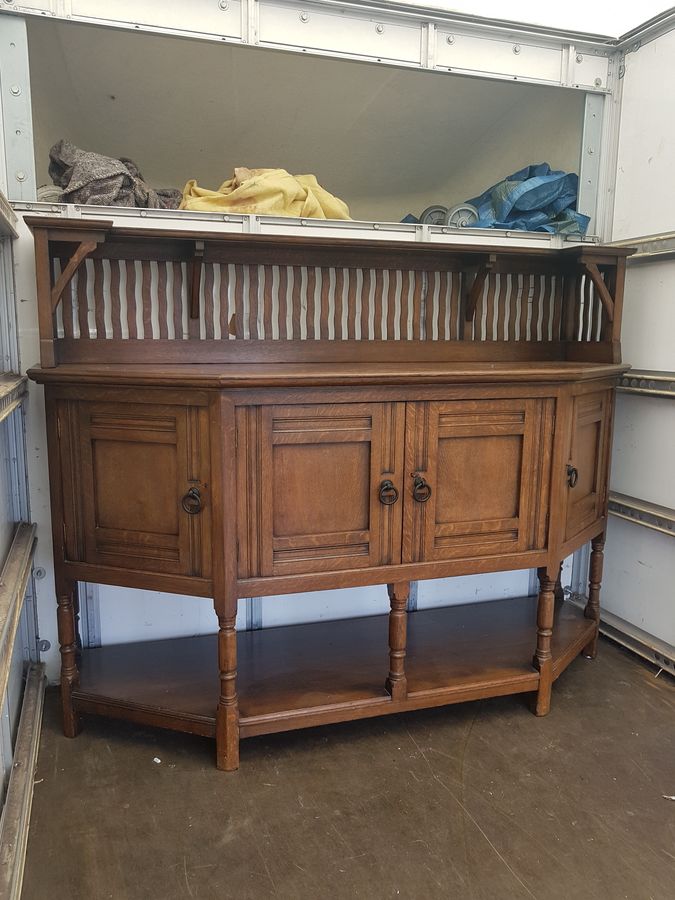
[608,492,675,537]
[617,371,675,399]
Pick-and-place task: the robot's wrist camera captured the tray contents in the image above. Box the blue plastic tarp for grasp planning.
[466,163,590,234]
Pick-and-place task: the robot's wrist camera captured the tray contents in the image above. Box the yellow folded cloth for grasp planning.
[180,167,350,219]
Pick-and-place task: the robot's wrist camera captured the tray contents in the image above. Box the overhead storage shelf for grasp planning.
[6,0,617,91]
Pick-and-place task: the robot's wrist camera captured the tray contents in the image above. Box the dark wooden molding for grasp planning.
[50,239,100,312]
[464,253,497,322]
[582,261,614,322]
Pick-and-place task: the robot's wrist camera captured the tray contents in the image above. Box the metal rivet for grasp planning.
[373,223,380,230]
[513,44,521,54]
[218,0,229,8]
[446,34,454,44]
[299,11,309,22]
[594,77,602,86]
[140,210,148,217]
[587,147,594,155]
[37,639,51,652]
[34,567,46,579]
[375,23,384,34]
[9,84,21,96]
[576,53,584,63]
[15,171,26,182]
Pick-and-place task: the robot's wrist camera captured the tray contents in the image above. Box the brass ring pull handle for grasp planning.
[378,479,399,505]
[411,473,432,503]
[566,465,579,489]
[181,486,203,515]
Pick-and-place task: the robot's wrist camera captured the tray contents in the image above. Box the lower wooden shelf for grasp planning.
[71,596,596,741]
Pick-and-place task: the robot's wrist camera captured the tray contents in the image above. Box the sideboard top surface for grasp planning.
[28,360,630,388]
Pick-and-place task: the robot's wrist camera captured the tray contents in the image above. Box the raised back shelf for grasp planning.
[27,217,631,369]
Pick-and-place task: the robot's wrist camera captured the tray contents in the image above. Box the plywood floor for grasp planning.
[22,638,675,900]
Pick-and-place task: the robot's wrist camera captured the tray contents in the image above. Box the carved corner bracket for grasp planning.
[50,235,107,313]
[581,261,614,323]
[464,253,497,322]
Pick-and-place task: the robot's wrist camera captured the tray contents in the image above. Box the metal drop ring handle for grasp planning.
[378,479,399,506]
[181,486,203,515]
[411,473,432,503]
[566,465,579,489]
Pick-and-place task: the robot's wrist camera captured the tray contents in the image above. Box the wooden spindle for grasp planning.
[56,576,81,738]
[385,581,409,701]
[216,613,239,771]
[533,566,557,716]
[583,533,605,659]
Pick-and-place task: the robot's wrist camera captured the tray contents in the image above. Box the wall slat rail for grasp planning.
[0,663,46,900]
[0,377,27,426]
[618,370,675,398]
[608,492,675,538]
[0,524,37,704]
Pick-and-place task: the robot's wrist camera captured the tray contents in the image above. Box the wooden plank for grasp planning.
[172,261,184,341]
[51,336,571,367]
[126,260,138,340]
[75,264,89,340]
[203,261,214,340]
[109,259,122,340]
[92,259,106,339]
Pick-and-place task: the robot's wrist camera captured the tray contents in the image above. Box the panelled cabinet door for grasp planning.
[236,403,405,577]
[404,398,553,563]
[72,401,211,577]
[564,390,612,542]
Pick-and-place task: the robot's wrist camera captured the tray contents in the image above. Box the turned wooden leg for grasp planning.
[385,582,409,702]
[583,534,605,659]
[216,613,239,771]
[553,562,564,603]
[56,576,81,738]
[533,566,557,717]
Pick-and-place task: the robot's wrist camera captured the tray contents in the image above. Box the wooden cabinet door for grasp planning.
[564,390,612,542]
[75,402,211,577]
[237,402,405,577]
[404,398,553,563]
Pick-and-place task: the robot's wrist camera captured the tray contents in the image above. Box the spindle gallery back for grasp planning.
[27,217,629,368]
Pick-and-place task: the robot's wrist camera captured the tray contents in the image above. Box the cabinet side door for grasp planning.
[77,401,211,577]
[564,389,612,542]
[408,397,553,563]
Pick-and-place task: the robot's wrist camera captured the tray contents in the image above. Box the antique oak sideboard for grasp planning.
[26,216,631,770]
